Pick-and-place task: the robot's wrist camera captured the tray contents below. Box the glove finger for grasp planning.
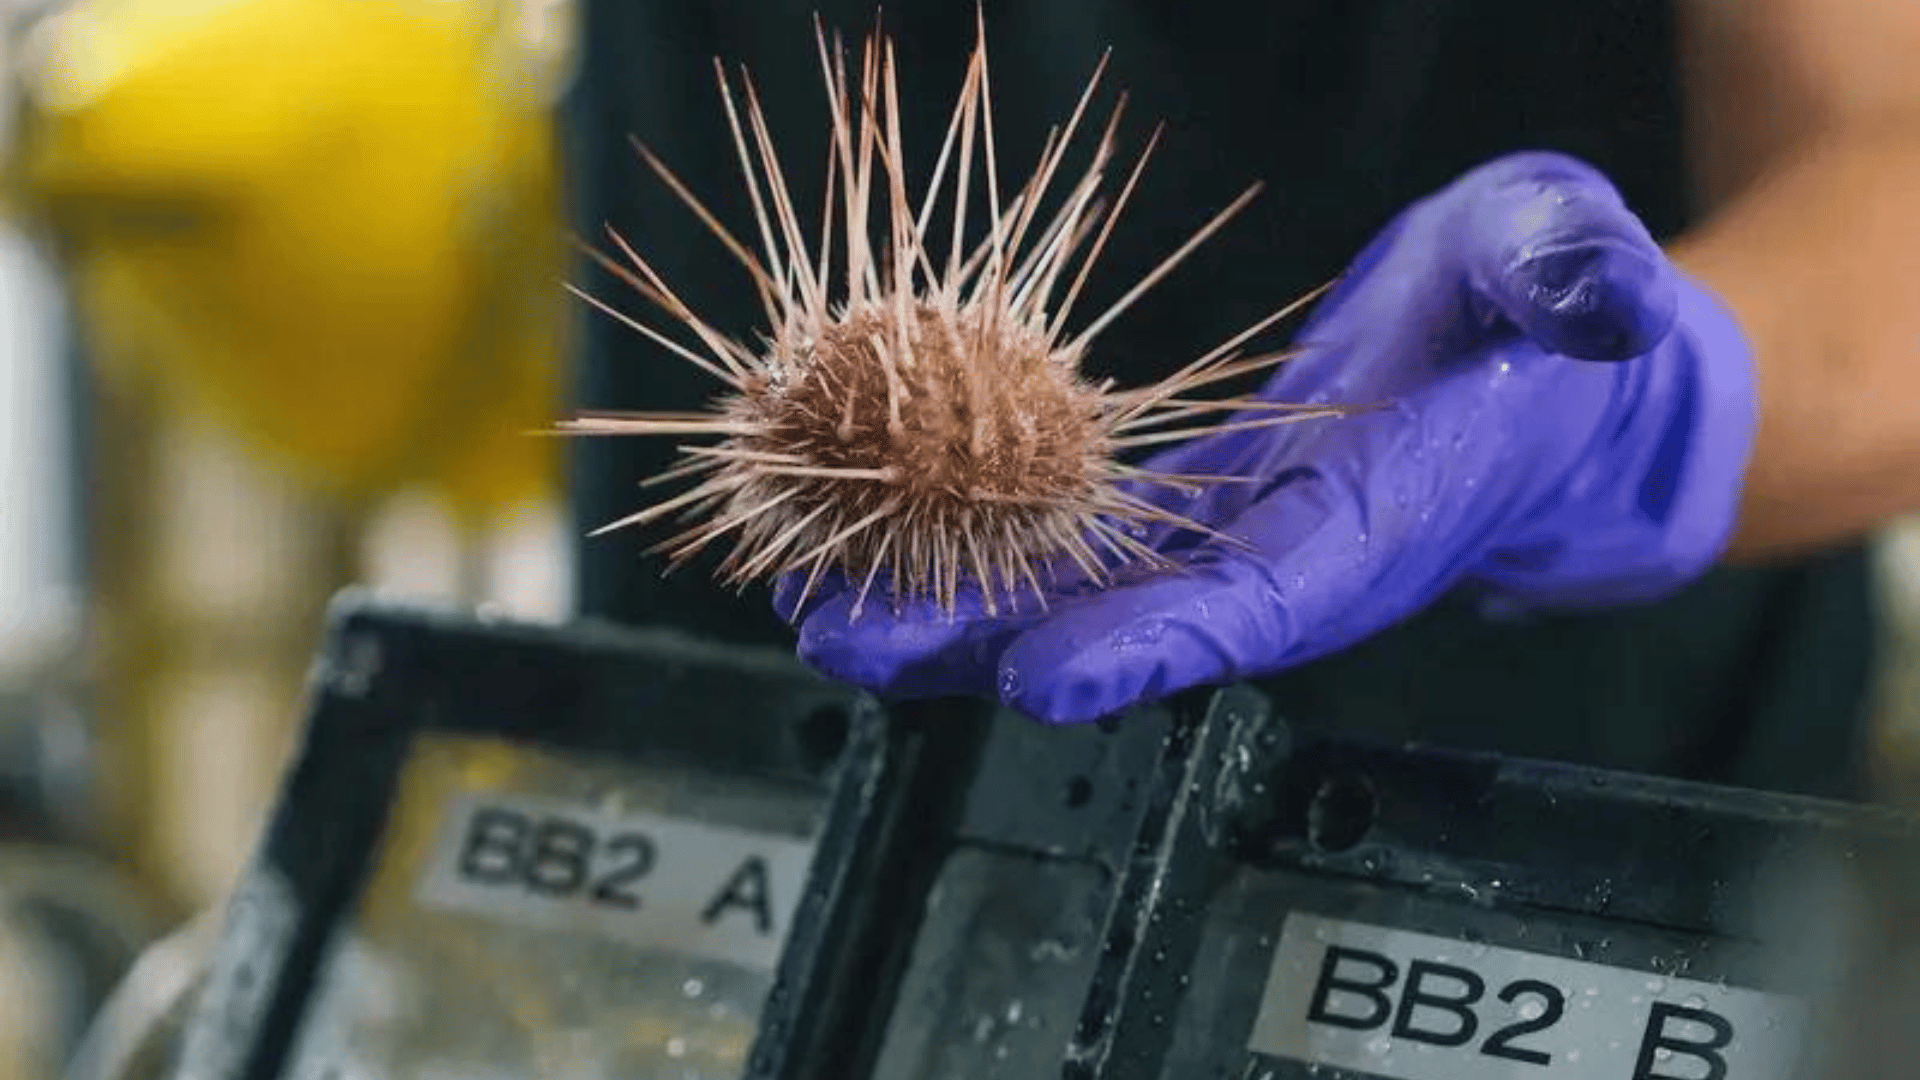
[995,467,1362,724]
[1459,151,1678,362]
[795,582,1042,699]
[995,550,1283,725]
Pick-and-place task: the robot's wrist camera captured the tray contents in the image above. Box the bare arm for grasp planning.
[1671,0,1920,561]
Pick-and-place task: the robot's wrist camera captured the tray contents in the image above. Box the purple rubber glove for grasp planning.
[776,151,1757,725]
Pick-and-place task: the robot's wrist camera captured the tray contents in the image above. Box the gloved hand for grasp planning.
[776,151,1757,724]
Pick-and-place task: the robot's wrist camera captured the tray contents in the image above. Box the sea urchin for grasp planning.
[562,15,1351,619]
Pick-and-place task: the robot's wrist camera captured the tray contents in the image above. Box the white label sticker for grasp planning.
[1249,914,1807,1080]
[414,793,817,973]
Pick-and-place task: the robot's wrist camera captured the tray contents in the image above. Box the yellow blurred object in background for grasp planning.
[13,0,573,520]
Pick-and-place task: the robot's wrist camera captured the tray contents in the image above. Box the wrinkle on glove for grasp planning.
[779,151,1758,725]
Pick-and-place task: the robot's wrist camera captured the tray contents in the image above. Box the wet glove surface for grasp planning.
[777,151,1758,724]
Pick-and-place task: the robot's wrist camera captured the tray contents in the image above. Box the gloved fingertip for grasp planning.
[998,653,1136,726]
[793,610,918,693]
[795,585,1026,699]
[1507,237,1678,362]
[1463,151,1679,362]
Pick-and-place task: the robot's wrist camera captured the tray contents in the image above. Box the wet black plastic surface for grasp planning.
[1065,687,1920,1080]
[170,597,1172,1080]
[176,599,1920,1080]
[169,594,892,1080]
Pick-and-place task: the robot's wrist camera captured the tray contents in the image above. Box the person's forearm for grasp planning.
[1668,120,1920,562]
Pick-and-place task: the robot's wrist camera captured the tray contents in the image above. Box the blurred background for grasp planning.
[0,0,580,1074]
[0,1,1909,1078]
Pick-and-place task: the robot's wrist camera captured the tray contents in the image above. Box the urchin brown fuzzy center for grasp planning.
[702,299,1113,607]
[753,301,1102,500]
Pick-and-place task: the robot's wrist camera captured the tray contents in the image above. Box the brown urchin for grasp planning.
[561,15,1350,619]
